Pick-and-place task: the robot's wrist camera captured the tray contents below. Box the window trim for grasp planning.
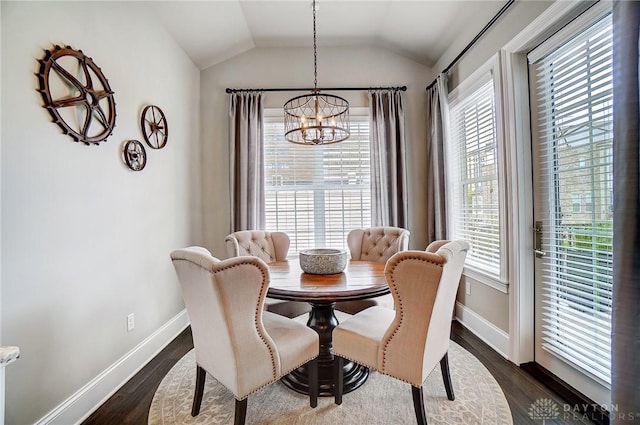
[499,0,611,365]
[447,55,509,294]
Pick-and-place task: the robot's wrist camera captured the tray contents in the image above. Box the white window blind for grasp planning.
[264,112,371,255]
[448,75,502,277]
[530,14,613,384]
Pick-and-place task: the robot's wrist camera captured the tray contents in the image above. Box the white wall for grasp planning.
[433,0,554,88]
[1,2,201,424]
[200,46,431,257]
[429,1,554,342]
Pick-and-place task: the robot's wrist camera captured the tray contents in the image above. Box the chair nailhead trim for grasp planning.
[237,354,319,400]
[254,267,278,381]
[214,260,278,382]
[333,352,419,387]
[381,255,444,374]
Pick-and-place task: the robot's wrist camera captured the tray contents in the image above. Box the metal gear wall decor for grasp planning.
[36,45,116,145]
[140,105,168,149]
[123,140,147,171]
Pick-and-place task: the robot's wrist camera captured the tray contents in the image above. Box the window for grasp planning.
[263,109,371,255]
[584,193,593,213]
[447,63,505,283]
[572,193,582,213]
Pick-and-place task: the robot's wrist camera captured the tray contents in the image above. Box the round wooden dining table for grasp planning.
[267,259,388,397]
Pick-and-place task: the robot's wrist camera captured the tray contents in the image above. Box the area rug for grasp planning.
[148,340,512,425]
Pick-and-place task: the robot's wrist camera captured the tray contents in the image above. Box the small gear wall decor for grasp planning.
[140,105,168,149]
[36,45,116,145]
[123,140,147,171]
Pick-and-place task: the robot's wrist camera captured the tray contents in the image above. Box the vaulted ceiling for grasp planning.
[147,1,507,70]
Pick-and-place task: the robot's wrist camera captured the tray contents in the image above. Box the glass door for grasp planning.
[529,12,613,406]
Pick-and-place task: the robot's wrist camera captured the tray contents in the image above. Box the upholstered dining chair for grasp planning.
[335,226,410,314]
[332,240,469,425]
[225,230,311,318]
[171,247,319,425]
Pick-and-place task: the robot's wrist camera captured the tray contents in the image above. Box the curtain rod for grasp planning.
[425,0,515,91]
[225,85,407,94]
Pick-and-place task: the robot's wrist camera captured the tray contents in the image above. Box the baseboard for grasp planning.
[454,301,510,359]
[521,362,610,425]
[35,309,189,425]
[1,368,5,425]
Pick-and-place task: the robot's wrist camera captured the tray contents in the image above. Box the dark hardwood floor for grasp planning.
[449,323,596,425]
[82,328,193,425]
[82,321,596,425]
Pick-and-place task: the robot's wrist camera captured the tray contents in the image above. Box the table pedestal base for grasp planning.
[280,302,369,396]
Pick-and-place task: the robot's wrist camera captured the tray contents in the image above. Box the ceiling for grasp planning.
[147,0,507,70]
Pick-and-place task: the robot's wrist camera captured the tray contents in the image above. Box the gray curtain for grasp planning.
[425,74,449,243]
[368,90,408,228]
[611,1,640,422]
[229,92,265,231]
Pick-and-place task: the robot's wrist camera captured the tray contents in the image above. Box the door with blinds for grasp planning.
[528,11,612,406]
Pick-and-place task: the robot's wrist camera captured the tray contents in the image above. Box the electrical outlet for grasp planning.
[465,281,471,296]
[127,313,135,332]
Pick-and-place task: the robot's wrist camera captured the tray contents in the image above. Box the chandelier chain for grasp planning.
[282,0,350,145]
[313,0,317,89]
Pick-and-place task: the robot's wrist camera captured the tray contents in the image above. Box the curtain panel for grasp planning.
[368,90,408,228]
[229,92,265,231]
[425,74,449,244]
[611,1,640,422]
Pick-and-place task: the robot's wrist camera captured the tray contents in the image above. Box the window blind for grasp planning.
[264,113,371,255]
[529,14,613,384]
[448,75,501,276]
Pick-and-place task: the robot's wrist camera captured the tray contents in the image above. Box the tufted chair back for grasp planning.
[336,226,410,314]
[225,230,311,318]
[347,227,410,263]
[225,230,290,263]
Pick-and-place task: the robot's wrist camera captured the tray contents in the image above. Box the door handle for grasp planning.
[534,221,546,258]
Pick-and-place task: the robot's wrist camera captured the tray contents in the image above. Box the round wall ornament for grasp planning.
[140,105,168,149]
[123,140,147,171]
[36,45,116,145]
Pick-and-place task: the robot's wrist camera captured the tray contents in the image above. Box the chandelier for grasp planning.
[284,0,350,145]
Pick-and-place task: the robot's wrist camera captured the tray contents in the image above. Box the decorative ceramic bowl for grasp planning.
[299,248,348,275]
